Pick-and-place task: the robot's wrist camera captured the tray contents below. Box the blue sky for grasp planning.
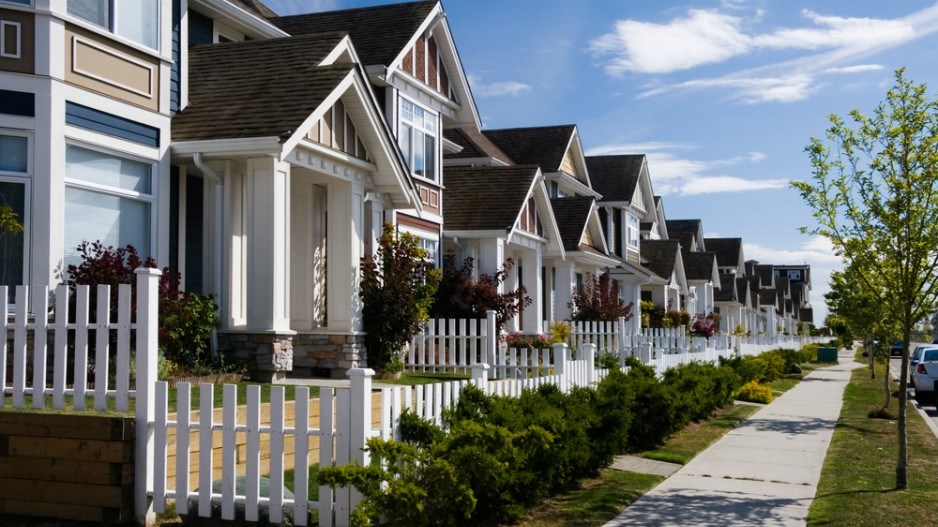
[265,0,938,325]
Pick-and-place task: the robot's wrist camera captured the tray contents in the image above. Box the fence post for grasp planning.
[552,343,567,391]
[134,267,161,526]
[348,367,375,522]
[485,310,497,366]
[617,316,627,358]
[640,342,653,364]
[471,363,490,393]
[579,343,596,384]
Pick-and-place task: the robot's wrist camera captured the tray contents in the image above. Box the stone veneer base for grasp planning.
[216,330,365,380]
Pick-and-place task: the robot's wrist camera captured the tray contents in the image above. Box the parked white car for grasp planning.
[911,347,938,402]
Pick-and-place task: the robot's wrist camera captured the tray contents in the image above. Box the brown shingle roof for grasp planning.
[704,238,743,269]
[759,289,778,307]
[173,34,350,141]
[683,251,717,281]
[756,264,775,288]
[776,277,791,299]
[715,274,738,302]
[443,127,514,165]
[585,155,644,203]
[666,219,703,251]
[483,125,577,172]
[799,307,814,324]
[269,1,436,67]
[736,277,751,306]
[550,196,597,253]
[641,240,681,281]
[442,165,539,231]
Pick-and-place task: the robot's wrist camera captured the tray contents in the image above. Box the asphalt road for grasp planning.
[889,346,938,430]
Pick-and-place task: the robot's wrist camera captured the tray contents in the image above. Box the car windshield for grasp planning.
[912,348,925,360]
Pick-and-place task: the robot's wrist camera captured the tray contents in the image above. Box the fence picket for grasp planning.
[221,384,237,520]
[94,285,110,411]
[294,387,310,527]
[12,286,27,407]
[198,385,214,517]
[52,285,69,409]
[31,287,49,409]
[176,383,192,516]
[0,285,7,408]
[319,388,335,527]
[270,386,285,524]
[153,382,168,513]
[116,284,132,411]
[245,385,261,522]
[73,286,90,411]
[334,388,351,526]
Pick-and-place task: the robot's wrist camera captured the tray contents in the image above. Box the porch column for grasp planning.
[327,180,365,332]
[621,281,641,334]
[520,247,543,334]
[244,156,290,331]
[554,262,576,322]
[479,238,505,291]
[670,287,681,311]
[364,194,385,258]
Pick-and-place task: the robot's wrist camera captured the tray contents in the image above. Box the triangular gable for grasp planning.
[508,169,565,257]
[583,203,610,255]
[305,97,371,162]
[559,127,592,188]
[386,1,480,127]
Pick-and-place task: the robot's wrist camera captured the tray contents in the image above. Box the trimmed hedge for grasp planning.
[319,344,816,526]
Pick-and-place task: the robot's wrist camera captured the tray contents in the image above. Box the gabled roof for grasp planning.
[785,298,794,313]
[666,220,704,252]
[704,238,743,270]
[715,274,738,302]
[483,125,578,173]
[269,1,437,67]
[641,240,682,282]
[550,196,602,253]
[776,277,791,299]
[746,275,761,302]
[792,283,805,306]
[755,264,776,289]
[228,0,277,18]
[443,127,514,165]
[736,276,752,307]
[173,33,351,141]
[585,155,644,203]
[442,165,540,231]
[759,289,778,308]
[683,251,718,282]
[745,260,759,276]
[799,307,814,324]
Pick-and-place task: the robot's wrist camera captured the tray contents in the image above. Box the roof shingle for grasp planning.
[441,165,539,231]
[704,237,743,269]
[550,196,597,253]
[483,125,577,173]
[585,155,644,203]
[443,127,514,165]
[641,240,681,281]
[683,251,717,281]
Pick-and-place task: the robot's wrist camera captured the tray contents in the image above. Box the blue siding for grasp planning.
[0,90,34,117]
[189,10,213,47]
[65,102,160,147]
[171,0,181,112]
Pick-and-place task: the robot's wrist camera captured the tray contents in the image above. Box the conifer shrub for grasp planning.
[736,380,774,404]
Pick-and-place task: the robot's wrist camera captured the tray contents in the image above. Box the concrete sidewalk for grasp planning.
[604,352,863,527]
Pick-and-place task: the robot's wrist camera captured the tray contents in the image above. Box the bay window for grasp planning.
[0,134,28,303]
[64,144,154,271]
[68,0,160,50]
[399,98,438,182]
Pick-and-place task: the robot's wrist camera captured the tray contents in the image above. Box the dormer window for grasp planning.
[627,212,640,249]
[399,98,438,182]
[68,0,160,50]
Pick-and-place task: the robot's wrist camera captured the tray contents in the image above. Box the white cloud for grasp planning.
[591,4,938,104]
[269,0,338,15]
[468,75,532,97]
[587,142,780,195]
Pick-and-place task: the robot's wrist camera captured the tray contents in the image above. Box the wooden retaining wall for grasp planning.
[0,412,135,524]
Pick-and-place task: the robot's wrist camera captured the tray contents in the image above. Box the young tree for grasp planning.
[0,203,24,239]
[792,69,938,489]
[569,270,633,322]
[430,254,531,333]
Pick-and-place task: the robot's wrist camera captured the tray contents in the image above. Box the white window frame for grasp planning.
[626,211,640,249]
[397,225,440,267]
[66,0,161,51]
[398,94,439,183]
[0,130,32,304]
[63,140,158,261]
[0,20,21,59]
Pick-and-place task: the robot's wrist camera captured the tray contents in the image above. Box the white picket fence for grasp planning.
[407,312,495,373]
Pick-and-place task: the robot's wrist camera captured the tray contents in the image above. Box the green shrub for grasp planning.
[736,380,774,404]
[621,357,676,450]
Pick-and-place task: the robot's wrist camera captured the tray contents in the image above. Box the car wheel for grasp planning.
[914,390,935,405]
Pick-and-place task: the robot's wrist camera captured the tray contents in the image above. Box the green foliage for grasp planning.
[0,203,24,239]
[662,309,691,329]
[160,291,221,371]
[430,254,531,333]
[640,300,658,328]
[549,321,572,344]
[736,380,774,404]
[721,348,811,384]
[569,270,634,322]
[360,223,440,374]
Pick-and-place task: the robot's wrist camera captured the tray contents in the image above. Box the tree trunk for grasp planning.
[884,357,890,409]
[896,323,911,489]
[869,339,875,379]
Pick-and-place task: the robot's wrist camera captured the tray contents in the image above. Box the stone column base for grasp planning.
[292,332,366,379]
[217,331,294,382]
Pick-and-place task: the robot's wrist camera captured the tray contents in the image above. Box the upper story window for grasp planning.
[399,98,438,182]
[787,269,802,281]
[626,212,640,249]
[68,0,160,50]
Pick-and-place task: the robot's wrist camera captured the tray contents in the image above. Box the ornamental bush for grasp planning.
[569,269,634,322]
[430,254,531,333]
[736,380,774,404]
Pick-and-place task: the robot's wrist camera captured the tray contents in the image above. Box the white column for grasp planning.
[521,247,543,334]
[244,157,291,331]
[622,281,642,333]
[554,262,576,322]
[328,180,365,332]
[364,194,385,258]
[478,237,505,291]
[33,79,65,289]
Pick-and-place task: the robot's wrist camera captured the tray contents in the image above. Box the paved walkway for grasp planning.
[604,352,863,527]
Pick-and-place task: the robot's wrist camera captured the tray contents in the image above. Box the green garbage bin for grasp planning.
[817,347,838,362]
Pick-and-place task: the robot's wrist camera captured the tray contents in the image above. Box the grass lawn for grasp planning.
[378,371,471,385]
[642,404,760,465]
[808,363,938,526]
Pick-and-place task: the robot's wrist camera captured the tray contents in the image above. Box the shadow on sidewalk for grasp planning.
[607,489,803,526]
[740,416,836,435]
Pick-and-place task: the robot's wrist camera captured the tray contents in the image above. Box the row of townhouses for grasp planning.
[0,0,812,379]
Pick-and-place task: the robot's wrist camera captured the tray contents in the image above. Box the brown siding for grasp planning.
[413,181,441,216]
[64,24,160,111]
[402,46,414,75]
[415,36,426,84]
[397,212,441,233]
[440,63,450,99]
[334,100,345,152]
[427,37,438,92]
[0,9,34,75]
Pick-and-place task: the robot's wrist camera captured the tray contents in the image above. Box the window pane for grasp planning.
[117,0,159,49]
[400,99,414,123]
[0,181,25,301]
[398,123,412,169]
[66,145,151,194]
[424,132,435,181]
[0,135,27,173]
[68,0,109,28]
[63,186,150,271]
[413,130,425,177]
